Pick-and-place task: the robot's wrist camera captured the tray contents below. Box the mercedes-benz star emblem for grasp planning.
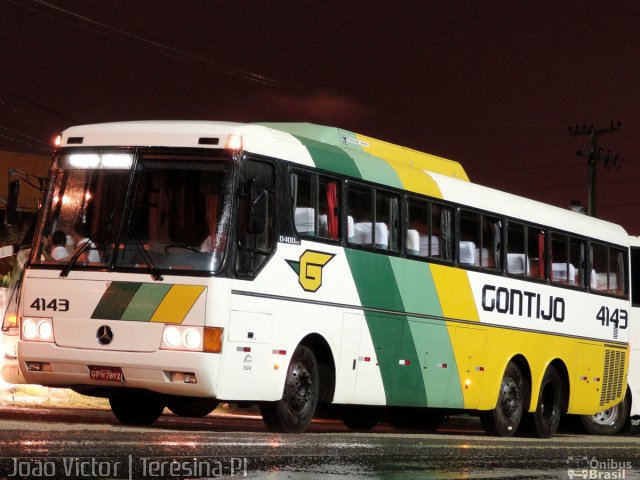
[96,325,114,345]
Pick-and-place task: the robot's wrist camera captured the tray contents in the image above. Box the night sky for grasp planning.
[2,1,640,232]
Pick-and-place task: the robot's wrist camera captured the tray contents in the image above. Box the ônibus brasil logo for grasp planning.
[286,250,334,292]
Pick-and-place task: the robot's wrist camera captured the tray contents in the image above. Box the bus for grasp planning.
[577,236,640,435]
[15,121,630,437]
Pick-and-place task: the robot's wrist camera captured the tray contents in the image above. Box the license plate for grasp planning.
[88,366,124,382]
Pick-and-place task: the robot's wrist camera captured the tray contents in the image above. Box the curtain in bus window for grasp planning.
[325,181,339,240]
[441,207,453,261]
[388,194,399,251]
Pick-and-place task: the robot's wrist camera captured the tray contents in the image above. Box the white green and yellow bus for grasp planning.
[15,121,631,437]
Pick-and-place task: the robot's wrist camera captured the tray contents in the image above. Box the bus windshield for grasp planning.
[32,152,233,274]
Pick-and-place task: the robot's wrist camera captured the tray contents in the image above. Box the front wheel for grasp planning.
[109,390,166,425]
[580,394,630,435]
[260,344,320,433]
[480,361,529,437]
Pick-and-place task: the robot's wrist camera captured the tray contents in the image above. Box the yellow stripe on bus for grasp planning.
[150,285,206,324]
[430,264,479,322]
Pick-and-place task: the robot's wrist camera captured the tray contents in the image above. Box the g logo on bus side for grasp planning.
[286,250,334,292]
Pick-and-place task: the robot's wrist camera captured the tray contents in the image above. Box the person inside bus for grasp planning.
[71,222,100,262]
[50,230,69,261]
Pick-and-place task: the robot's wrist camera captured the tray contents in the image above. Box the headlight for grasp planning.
[22,318,54,342]
[160,326,222,353]
[161,325,203,351]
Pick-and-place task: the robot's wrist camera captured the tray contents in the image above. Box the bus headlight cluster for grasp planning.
[21,318,54,342]
[161,326,203,351]
[160,325,223,353]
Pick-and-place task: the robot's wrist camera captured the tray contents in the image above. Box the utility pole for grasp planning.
[568,120,622,217]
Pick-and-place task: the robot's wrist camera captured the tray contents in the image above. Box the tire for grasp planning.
[109,390,166,425]
[260,344,320,433]
[481,361,529,437]
[166,396,219,418]
[527,365,563,438]
[342,406,382,430]
[580,394,630,435]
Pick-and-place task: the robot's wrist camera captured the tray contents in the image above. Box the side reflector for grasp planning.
[203,327,223,353]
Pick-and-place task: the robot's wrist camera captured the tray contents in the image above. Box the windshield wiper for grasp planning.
[59,240,92,278]
[132,238,163,281]
[125,227,163,281]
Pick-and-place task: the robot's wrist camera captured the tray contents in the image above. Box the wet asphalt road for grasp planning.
[0,406,639,479]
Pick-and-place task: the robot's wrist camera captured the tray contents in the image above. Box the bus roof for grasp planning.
[60,120,469,186]
[432,172,629,244]
[59,120,628,244]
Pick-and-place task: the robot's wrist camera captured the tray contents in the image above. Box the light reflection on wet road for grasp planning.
[0,406,638,479]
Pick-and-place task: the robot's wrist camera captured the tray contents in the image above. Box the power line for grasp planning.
[6,0,320,97]
[0,125,54,153]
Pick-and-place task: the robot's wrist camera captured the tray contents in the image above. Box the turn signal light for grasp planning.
[203,327,223,353]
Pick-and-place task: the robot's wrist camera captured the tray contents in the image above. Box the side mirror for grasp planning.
[4,180,20,226]
[249,184,268,235]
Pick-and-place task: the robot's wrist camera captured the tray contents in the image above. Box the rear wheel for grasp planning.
[481,361,528,437]
[166,396,219,418]
[526,365,563,438]
[260,344,319,433]
[109,390,165,425]
[580,394,630,435]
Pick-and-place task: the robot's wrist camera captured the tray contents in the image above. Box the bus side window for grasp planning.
[569,237,586,287]
[348,184,373,247]
[507,222,526,276]
[482,215,502,270]
[406,197,429,257]
[318,177,340,240]
[459,210,480,266]
[376,190,399,251]
[550,232,571,285]
[291,172,315,236]
[291,171,341,241]
[590,243,608,292]
[527,229,545,279]
[609,247,627,296]
[432,203,453,261]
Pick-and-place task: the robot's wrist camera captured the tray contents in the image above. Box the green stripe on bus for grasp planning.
[121,283,172,321]
[388,258,463,407]
[345,149,404,189]
[388,258,442,317]
[293,135,362,179]
[91,282,141,320]
[345,249,427,406]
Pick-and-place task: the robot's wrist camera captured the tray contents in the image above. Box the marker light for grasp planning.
[54,134,62,147]
[66,153,133,169]
[225,134,242,151]
[68,154,100,168]
[101,154,133,169]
